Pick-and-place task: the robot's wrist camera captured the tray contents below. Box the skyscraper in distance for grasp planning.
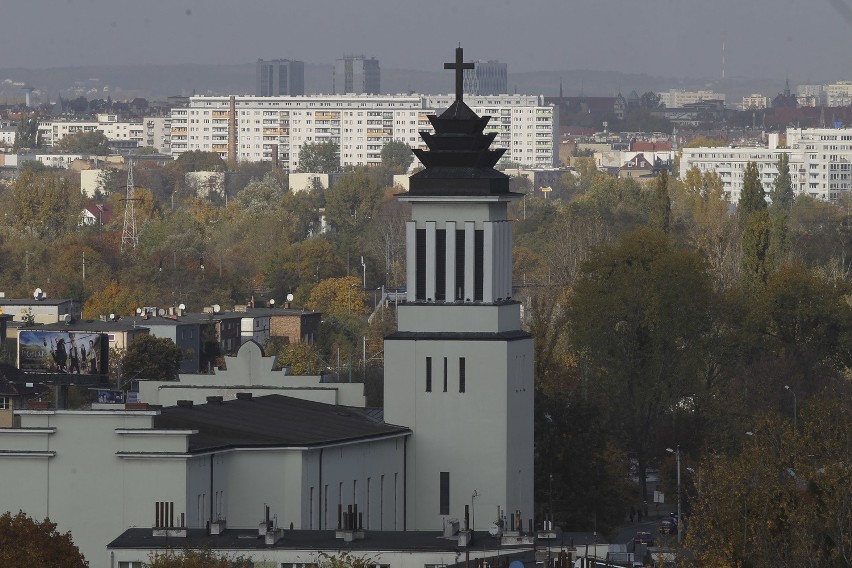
[334,56,380,94]
[256,59,305,96]
[463,60,508,95]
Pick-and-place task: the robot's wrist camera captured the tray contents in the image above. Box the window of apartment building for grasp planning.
[443,357,448,392]
[426,357,432,392]
[0,396,8,410]
[459,357,466,393]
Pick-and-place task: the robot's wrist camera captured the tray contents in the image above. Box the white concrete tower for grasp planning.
[384,47,534,532]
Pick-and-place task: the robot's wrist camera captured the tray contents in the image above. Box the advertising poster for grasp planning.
[19,331,107,375]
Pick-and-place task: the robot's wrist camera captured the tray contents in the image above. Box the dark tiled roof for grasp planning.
[0,298,71,306]
[153,395,409,453]
[108,528,521,552]
[238,308,321,317]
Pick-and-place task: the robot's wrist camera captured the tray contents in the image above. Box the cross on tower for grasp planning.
[444,46,474,103]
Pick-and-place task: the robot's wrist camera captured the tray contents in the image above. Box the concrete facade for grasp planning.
[170,94,557,169]
[679,127,852,202]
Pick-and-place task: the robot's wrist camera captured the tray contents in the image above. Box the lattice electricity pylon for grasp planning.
[120,159,139,253]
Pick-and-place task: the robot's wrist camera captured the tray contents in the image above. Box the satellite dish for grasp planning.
[213,304,221,313]
[269,299,276,306]
[136,307,142,315]
[109,313,115,320]
[286,293,294,302]
[178,303,186,311]
[488,523,502,537]
[33,287,43,299]
[157,308,166,316]
[63,314,72,324]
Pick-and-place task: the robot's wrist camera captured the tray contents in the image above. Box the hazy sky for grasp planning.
[2,0,850,81]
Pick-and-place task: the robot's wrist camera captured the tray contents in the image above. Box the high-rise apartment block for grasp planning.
[169,94,557,169]
[256,59,305,96]
[334,56,380,95]
[463,60,508,95]
[679,127,852,203]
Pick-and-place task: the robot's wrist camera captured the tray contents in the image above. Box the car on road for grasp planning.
[659,517,677,535]
[633,531,655,546]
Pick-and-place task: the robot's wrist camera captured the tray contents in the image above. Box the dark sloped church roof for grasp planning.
[153,394,409,453]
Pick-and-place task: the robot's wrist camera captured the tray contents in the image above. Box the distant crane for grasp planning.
[120,159,139,253]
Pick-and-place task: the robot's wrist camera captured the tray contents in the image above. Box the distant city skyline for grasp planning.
[1,0,850,82]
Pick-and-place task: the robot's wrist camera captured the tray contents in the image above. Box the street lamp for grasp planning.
[784,385,797,434]
[666,446,682,544]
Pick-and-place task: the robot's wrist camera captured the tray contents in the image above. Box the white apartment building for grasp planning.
[797,84,826,106]
[36,114,171,153]
[169,94,557,169]
[658,89,726,108]
[679,128,852,203]
[742,93,768,110]
[826,81,852,107]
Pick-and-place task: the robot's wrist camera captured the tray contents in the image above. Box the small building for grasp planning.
[80,202,114,227]
[0,297,81,324]
[124,314,203,373]
[0,368,39,427]
[235,306,322,345]
[618,153,656,179]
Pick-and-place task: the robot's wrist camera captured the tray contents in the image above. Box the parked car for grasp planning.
[633,531,655,546]
[659,517,678,535]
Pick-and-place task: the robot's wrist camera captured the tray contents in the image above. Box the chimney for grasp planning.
[206,396,224,404]
[176,399,194,408]
[236,392,252,400]
[153,501,187,537]
[228,95,237,169]
[335,503,365,541]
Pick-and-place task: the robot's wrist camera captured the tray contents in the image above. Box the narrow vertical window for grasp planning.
[416,228,426,300]
[440,472,450,515]
[426,357,432,392]
[459,357,466,393]
[455,229,465,300]
[474,230,484,301]
[436,229,447,301]
[443,357,448,392]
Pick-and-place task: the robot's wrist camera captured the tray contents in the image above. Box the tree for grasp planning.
[13,117,40,150]
[83,280,142,319]
[323,167,384,235]
[121,334,183,385]
[770,153,794,211]
[55,130,111,155]
[380,139,414,173]
[567,227,711,501]
[639,91,662,110]
[308,275,369,316]
[296,141,340,173]
[685,397,852,568]
[0,511,86,568]
[650,170,671,233]
[146,548,252,567]
[741,209,772,288]
[9,169,83,239]
[739,161,766,218]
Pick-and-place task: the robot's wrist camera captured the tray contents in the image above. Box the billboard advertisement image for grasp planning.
[19,331,107,375]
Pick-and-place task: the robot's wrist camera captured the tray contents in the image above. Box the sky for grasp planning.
[1,0,851,82]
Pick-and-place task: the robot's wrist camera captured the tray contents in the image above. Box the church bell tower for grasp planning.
[384,47,534,531]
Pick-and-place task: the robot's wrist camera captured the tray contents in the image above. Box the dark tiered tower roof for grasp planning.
[407,47,512,197]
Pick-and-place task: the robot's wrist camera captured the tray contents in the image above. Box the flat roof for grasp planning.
[29,321,150,333]
[108,528,525,553]
[0,298,72,306]
[154,394,409,453]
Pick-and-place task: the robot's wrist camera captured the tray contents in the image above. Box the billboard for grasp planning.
[19,331,108,375]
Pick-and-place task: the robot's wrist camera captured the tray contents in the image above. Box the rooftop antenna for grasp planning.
[120,159,139,253]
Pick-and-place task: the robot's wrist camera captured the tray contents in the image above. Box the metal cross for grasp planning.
[444,46,474,103]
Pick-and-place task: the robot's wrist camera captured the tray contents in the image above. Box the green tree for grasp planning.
[146,548,252,567]
[55,130,111,155]
[639,91,662,109]
[770,153,794,211]
[296,141,340,173]
[121,335,183,386]
[650,170,671,232]
[380,139,414,173]
[741,209,772,288]
[738,161,766,218]
[0,511,86,568]
[323,167,384,235]
[567,227,711,500]
[13,117,40,150]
